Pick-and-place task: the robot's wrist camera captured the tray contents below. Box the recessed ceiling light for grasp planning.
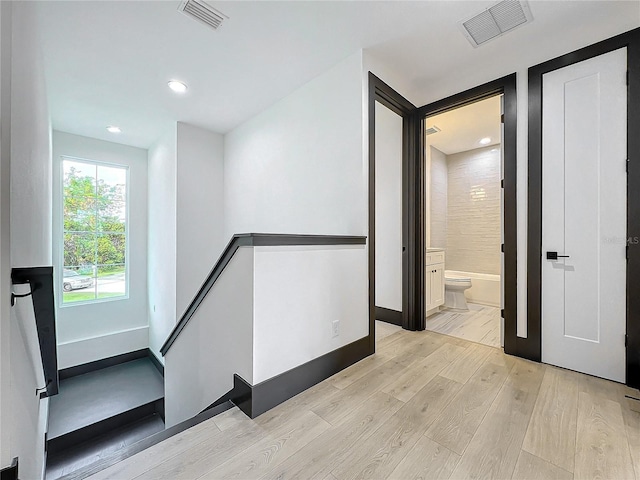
[168,80,188,93]
[106,126,121,133]
[479,137,491,145]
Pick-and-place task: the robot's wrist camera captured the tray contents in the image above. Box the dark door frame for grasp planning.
[416,75,518,351]
[368,74,420,351]
[527,27,640,386]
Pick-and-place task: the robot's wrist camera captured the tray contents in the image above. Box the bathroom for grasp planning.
[424,95,503,348]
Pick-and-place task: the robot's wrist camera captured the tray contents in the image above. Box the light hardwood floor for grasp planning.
[427,303,501,348]
[89,328,640,480]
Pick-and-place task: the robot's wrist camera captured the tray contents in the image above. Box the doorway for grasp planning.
[368,74,420,353]
[369,73,518,356]
[423,95,504,348]
[417,75,518,355]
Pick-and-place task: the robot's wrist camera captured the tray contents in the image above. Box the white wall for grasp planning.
[164,243,367,425]
[52,131,149,368]
[9,292,49,480]
[253,245,368,383]
[148,122,226,360]
[176,122,225,317]
[220,51,368,393]
[164,247,254,427]
[224,52,366,238]
[4,3,51,478]
[148,126,177,360]
[374,102,402,312]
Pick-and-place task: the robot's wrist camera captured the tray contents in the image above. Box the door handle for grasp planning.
[547,251,570,260]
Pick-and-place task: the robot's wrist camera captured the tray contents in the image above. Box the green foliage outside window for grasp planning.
[62,159,127,303]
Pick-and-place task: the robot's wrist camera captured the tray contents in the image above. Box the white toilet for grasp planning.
[444,272,472,310]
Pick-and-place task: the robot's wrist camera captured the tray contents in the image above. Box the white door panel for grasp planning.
[375,101,403,311]
[542,47,627,382]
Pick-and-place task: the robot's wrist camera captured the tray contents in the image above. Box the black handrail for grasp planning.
[11,266,58,397]
[160,233,367,356]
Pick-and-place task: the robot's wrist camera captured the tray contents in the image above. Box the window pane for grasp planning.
[97,165,126,202]
[97,265,125,299]
[98,200,126,233]
[64,196,97,232]
[61,159,128,306]
[97,233,125,266]
[63,160,97,196]
[64,233,96,267]
[62,266,96,303]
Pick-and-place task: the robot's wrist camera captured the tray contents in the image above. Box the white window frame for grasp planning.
[58,155,130,307]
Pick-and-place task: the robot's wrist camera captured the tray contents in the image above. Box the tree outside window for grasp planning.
[62,158,127,304]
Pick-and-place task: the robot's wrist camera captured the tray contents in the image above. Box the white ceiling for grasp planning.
[30,1,640,149]
[426,95,501,155]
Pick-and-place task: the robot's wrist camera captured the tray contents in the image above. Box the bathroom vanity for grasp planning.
[426,248,445,316]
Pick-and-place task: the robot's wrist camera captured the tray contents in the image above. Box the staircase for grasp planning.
[46,355,164,479]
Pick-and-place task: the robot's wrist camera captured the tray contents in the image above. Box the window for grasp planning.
[61,158,128,304]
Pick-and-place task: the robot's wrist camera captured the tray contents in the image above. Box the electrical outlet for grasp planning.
[332,320,340,338]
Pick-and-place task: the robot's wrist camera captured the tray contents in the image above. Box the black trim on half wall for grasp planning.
[232,336,370,418]
[0,458,18,480]
[416,75,518,349]
[369,73,420,348]
[527,27,640,386]
[375,307,403,326]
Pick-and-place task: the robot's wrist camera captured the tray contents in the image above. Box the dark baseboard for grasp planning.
[58,401,234,480]
[230,375,254,417]
[48,399,163,455]
[148,351,164,377]
[59,349,149,380]
[375,306,403,326]
[232,336,371,419]
[0,458,18,480]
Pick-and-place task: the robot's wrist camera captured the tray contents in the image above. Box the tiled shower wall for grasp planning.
[446,145,501,275]
[429,146,447,249]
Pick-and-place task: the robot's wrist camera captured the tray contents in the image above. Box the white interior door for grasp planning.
[542,47,627,382]
[375,101,403,312]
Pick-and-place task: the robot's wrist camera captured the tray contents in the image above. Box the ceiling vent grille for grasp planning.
[178,0,228,31]
[426,125,441,136]
[460,0,532,47]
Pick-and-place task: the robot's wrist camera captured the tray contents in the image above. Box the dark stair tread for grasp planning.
[46,413,165,480]
[53,401,236,480]
[48,358,164,439]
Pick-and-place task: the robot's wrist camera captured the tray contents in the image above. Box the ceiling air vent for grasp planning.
[178,0,228,31]
[426,125,441,136]
[460,0,533,48]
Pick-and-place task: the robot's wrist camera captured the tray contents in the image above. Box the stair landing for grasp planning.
[48,357,164,447]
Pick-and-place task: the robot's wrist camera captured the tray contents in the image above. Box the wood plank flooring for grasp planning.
[89,326,640,480]
[427,303,501,348]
